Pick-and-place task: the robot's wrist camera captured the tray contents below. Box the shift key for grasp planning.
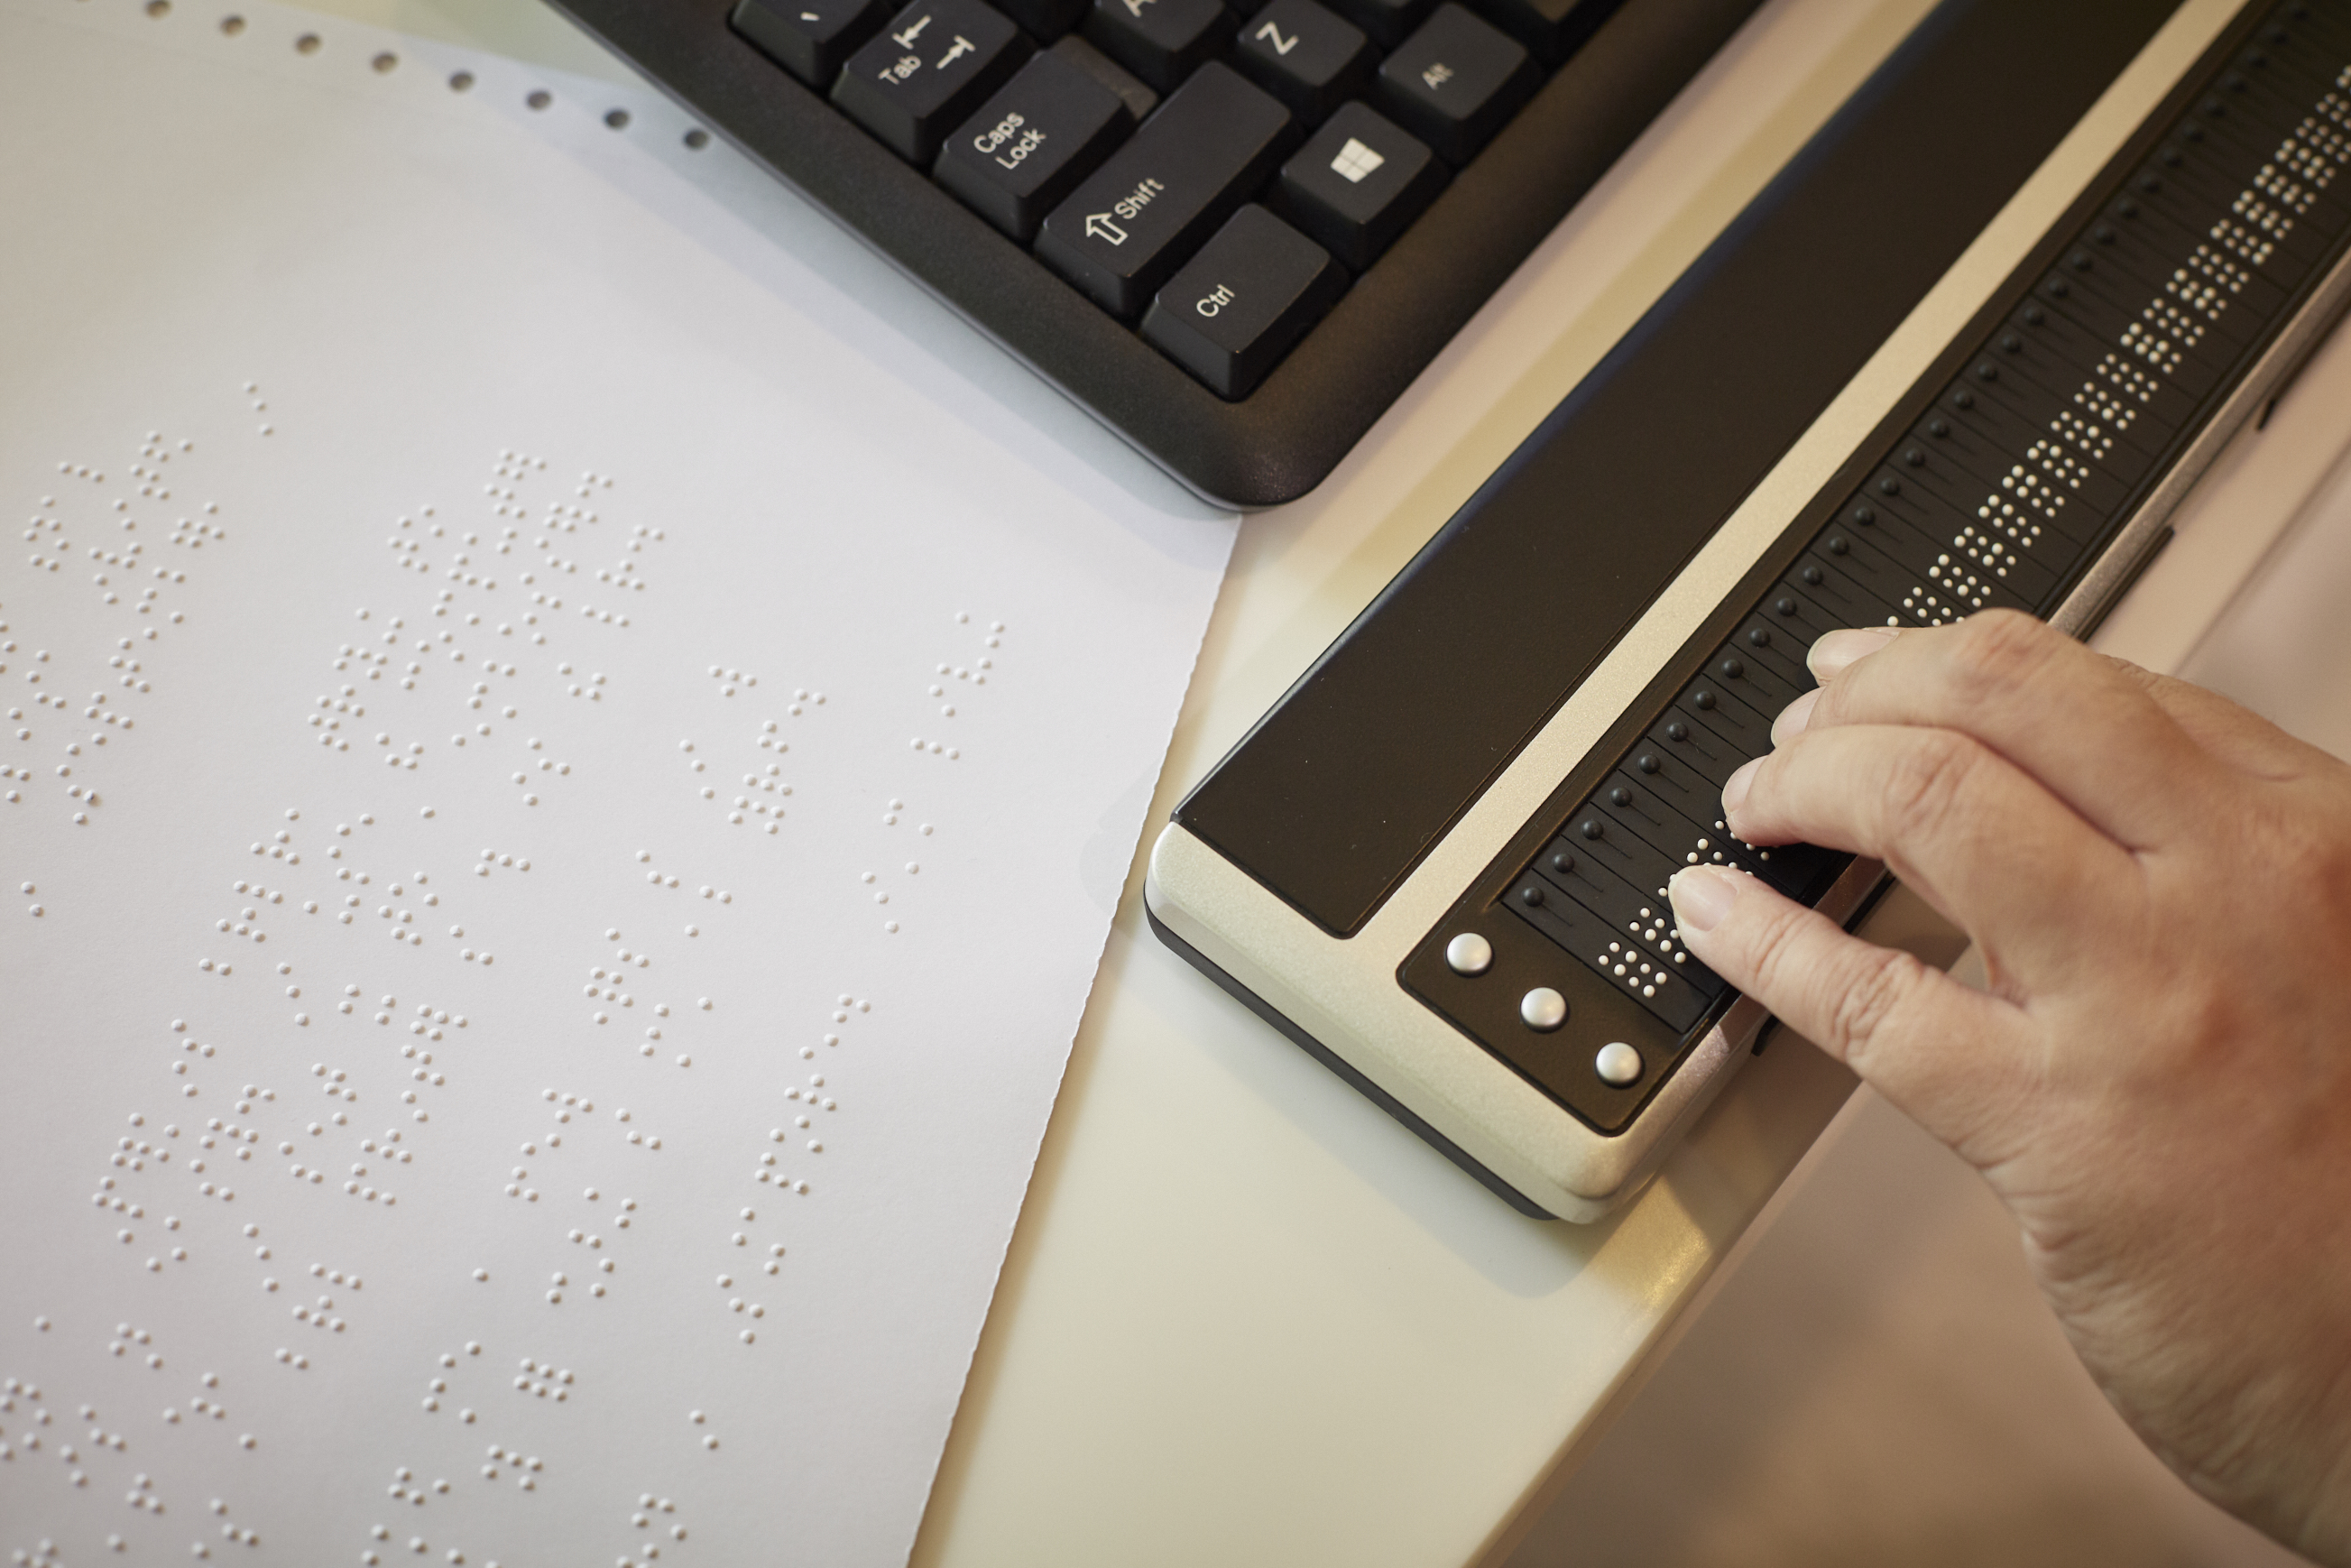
[1036,63,1295,319]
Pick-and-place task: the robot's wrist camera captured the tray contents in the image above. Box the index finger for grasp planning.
[1801,613,2230,852]
[1668,864,2037,1166]
[1727,718,2133,987]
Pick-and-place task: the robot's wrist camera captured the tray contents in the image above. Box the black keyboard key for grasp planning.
[1051,33,1159,122]
[994,0,1090,42]
[1375,4,1536,166]
[1321,0,1431,50]
[834,0,1031,163]
[1037,64,1295,318]
[1232,0,1373,124]
[1082,0,1230,94]
[1141,206,1346,397]
[1472,0,1612,66]
[1274,102,1446,270]
[936,51,1136,241]
[733,0,893,88]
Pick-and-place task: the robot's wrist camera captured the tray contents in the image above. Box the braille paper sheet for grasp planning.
[0,3,1237,1562]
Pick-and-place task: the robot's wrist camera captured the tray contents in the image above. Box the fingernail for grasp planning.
[1722,757,1760,816]
[1771,687,1821,744]
[1669,866,1738,934]
[1808,627,1900,681]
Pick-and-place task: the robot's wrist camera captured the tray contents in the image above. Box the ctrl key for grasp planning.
[1141,207,1344,398]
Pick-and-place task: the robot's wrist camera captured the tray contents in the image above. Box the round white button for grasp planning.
[1444,932,1493,976]
[1595,1041,1643,1086]
[1519,987,1567,1032]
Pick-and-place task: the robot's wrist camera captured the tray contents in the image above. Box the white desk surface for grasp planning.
[210,0,2351,1560]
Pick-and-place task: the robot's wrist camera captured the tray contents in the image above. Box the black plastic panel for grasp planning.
[542,0,1764,506]
[1175,0,2182,938]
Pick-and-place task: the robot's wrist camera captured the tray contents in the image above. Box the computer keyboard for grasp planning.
[543,0,1764,505]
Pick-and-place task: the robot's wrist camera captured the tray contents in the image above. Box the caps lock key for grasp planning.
[936,50,1138,241]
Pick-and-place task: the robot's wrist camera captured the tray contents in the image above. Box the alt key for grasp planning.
[1140,205,1345,399]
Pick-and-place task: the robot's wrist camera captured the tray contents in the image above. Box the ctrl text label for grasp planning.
[1194,282,1235,318]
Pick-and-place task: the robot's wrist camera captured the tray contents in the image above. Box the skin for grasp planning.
[1663,609,2351,1563]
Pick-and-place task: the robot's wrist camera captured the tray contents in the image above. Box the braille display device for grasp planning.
[1147,0,2351,1217]
[541,0,1766,505]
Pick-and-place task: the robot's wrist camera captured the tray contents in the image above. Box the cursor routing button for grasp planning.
[1141,205,1344,397]
[1036,63,1295,319]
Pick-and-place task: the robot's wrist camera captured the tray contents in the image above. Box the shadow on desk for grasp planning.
[1498,1091,2307,1568]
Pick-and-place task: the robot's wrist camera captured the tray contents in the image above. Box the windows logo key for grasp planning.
[1331,136,1387,184]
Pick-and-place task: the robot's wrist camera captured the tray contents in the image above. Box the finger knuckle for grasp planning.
[1941,609,2058,714]
[1739,897,1816,1001]
[2253,797,2351,927]
[1875,730,1986,852]
[1824,945,1929,1066]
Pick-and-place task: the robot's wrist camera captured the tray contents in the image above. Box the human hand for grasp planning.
[1664,610,2351,1564]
